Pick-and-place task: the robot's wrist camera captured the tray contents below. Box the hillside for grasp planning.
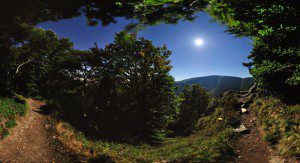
[175,75,254,96]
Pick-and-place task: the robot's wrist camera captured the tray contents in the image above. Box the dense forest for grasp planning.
[0,0,299,162]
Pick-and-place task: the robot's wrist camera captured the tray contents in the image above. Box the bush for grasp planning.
[175,85,209,135]
[0,97,27,139]
[5,118,17,128]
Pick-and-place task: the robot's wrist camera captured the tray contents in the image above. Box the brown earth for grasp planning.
[233,96,298,163]
[0,99,73,162]
[233,107,271,163]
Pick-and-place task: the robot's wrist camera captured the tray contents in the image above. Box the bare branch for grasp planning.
[15,59,33,74]
[190,0,197,6]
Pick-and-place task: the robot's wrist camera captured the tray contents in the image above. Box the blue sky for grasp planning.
[38,12,253,81]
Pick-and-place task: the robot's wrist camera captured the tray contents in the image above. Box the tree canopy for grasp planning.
[207,0,299,101]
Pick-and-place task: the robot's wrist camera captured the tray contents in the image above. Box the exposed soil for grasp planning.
[233,107,271,163]
[233,96,298,163]
[0,99,73,162]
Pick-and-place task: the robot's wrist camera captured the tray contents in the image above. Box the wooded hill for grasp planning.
[175,75,254,95]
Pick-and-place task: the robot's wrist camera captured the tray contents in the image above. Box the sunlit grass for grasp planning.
[252,97,300,157]
[56,112,235,162]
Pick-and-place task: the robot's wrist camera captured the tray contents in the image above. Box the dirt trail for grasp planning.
[233,95,297,163]
[0,99,72,162]
[233,105,271,163]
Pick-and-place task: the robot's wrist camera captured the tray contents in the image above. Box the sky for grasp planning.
[38,12,253,81]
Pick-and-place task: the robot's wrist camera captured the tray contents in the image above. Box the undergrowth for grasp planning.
[54,95,240,162]
[0,95,28,139]
[55,121,234,162]
[252,97,300,157]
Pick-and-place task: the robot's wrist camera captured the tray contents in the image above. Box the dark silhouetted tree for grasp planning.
[176,84,209,135]
[81,33,177,142]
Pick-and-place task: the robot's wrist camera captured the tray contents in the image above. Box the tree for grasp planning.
[176,84,209,135]
[207,0,299,101]
[82,33,177,142]
[0,24,83,98]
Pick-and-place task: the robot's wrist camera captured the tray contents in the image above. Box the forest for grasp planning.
[0,0,299,162]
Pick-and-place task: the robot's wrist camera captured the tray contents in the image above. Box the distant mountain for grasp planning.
[175,75,254,96]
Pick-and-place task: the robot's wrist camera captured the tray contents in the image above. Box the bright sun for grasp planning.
[195,38,204,46]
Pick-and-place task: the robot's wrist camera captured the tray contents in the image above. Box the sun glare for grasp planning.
[195,38,204,46]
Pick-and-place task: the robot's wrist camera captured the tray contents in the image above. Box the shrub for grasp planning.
[0,97,27,139]
[5,118,17,128]
[175,85,209,135]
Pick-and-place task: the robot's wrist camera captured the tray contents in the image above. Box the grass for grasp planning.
[52,92,242,162]
[251,97,300,157]
[54,102,238,162]
[5,118,17,128]
[56,121,234,162]
[0,96,28,139]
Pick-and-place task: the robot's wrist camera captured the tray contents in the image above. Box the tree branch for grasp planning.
[190,0,198,6]
[15,59,33,74]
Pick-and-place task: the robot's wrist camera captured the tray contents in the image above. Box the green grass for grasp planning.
[56,92,241,161]
[5,118,17,128]
[0,96,28,139]
[252,97,300,157]
[0,97,27,118]
[69,127,233,162]
[58,104,237,162]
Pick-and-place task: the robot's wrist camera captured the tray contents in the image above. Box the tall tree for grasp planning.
[207,0,299,101]
[85,33,177,142]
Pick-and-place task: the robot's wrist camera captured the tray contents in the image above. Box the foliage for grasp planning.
[1,0,298,103]
[0,97,27,139]
[0,24,82,98]
[0,97,27,118]
[198,91,241,131]
[252,98,300,157]
[82,33,177,142]
[207,0,299,101]
[175,85,209,135]
[5,118,17,128]
[54,91,241,162]
[55,120,234,162]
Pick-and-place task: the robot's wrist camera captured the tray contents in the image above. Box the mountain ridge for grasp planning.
[175,75,254,96]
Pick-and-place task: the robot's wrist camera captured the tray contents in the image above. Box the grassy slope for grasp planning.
[55,114,235,162]
[251,97,300,157]
[54,95,299,161]
[0,96,28,139]
[54,92,240,162]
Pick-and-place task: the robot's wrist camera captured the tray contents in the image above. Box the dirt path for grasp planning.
[233,106,271,163]
[0,99,72,162]
[233,95,297,163]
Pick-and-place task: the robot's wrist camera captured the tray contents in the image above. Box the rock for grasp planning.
[241,108,248,114]
[241,103,249,108]
[233,124,250,134]
[250,118,256,123]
